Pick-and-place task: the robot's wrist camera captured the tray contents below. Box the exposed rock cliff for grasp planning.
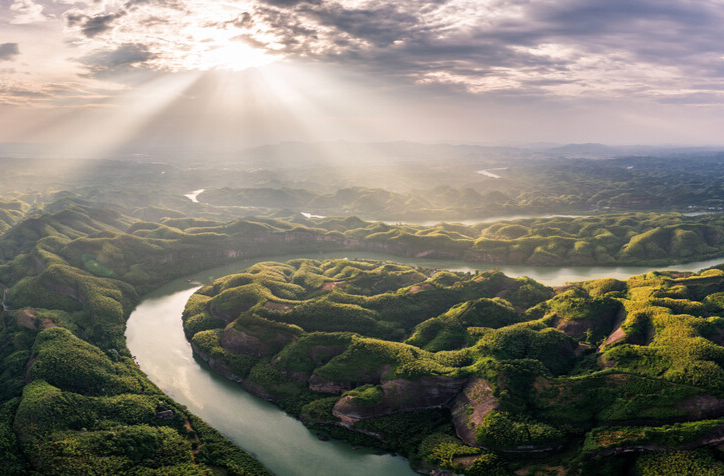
[332,376,467,424]
[450,378,499,446]
[308,375,356,394]
[221,325,297,357]
[190,342,243,383]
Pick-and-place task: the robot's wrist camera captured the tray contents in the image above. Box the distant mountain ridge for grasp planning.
[5,139,723,163]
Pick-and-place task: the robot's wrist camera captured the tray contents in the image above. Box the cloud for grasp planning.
[0,44,21,62]
[257,0,315,6]
[0,80,83,107]
[64,0,180,39]
[241,0,724,101]
[52,0,104,5]
[39,0,724,102]
[66,10,128,38]
[10,0,48,24]
[658,92,724,105]
[299,3,419,47]
[76,43,157,79]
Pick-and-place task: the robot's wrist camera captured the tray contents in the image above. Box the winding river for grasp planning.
[126,251,724,475]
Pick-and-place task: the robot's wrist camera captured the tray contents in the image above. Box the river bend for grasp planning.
[126,251,724,475]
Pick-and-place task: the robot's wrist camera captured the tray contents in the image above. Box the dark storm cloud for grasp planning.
[0,43,20,62]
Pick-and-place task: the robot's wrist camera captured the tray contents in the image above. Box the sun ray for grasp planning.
[21,72,202,160]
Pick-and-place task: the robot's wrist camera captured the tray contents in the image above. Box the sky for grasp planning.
[2,0,724,157]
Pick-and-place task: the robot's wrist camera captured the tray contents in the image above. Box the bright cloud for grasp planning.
[10,0,48,24]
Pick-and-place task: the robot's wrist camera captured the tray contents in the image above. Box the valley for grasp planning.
[2,150,724,474]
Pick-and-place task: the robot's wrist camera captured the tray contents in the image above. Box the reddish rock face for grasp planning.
[308,375,355,394]
[221,326,296,357]
[675,394,724,420]
[331,376,468,423]
[321,281,345,291]
[16,309,38,330]
[450,378,499,446]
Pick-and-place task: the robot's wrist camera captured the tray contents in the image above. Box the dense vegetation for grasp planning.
[185,258,724,474]
[4,149,724,474]
[0,200,277,475]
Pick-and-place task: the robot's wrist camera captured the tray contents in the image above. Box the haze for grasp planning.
[2,0,724,159]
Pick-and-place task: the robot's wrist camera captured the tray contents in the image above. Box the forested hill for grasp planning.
[0,200,277,475]
[1,173,724,473]
[7,193,724,273]
[183,258,724,474]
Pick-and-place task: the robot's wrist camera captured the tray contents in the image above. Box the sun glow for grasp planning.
[200,42,276,71]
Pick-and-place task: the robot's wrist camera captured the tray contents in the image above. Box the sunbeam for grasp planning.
[20,72,202,160]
